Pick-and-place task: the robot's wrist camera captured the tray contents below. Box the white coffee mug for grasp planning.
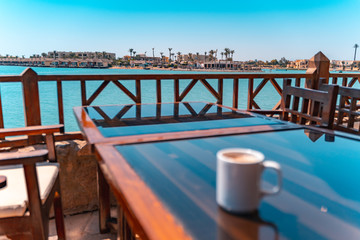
[216,148,282,213]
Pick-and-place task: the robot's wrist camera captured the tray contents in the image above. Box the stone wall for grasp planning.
[14,140,102,215]
[56,140,99,215]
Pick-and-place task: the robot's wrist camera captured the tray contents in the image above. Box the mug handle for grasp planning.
[261,161,282,197]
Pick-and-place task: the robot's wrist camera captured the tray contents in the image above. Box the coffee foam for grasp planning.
[223,152,260,164]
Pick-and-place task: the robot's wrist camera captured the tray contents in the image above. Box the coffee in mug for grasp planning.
[216,148,282,213]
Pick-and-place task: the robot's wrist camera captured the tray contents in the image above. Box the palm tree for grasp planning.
[177,52,181,63]
[221,52,224,60]
[204,52,207,67]
[129,48,134,58]
[168,48,172,62]
[188,53,193,63]
[354,44,359,61]
[209,50,215,68]
[160,52,164,64]
[214,49,217,68]
[152,48,155,58]
[224,48,230,60]
[224,48,230,69]
[133,51,137,59]
[230,50,235,60]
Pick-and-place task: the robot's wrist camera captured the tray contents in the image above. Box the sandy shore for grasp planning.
[109,66,264,72]
[109,66,360,72]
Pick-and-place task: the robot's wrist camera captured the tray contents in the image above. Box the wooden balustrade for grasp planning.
[329,73,360,88]
[0,68,359,139]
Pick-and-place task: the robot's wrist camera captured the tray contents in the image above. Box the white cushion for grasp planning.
[0,162,59,218]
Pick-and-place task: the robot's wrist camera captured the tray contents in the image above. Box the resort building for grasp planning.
[204,60,260,70]
[287,59,309,69]
[132,54,162,63]
[179,54,214,63]
[0,57,112,68]
[330,60,360,70]
[47,51,116,60]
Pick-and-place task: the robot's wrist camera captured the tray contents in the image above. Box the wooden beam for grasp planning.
[179,79,198,101]
[56,79,64,126]
[247,78,254,110]
[0,84,4,129]
[113,105,133,120]
[233,78,239,109]
[174,79,179,102]
[199,79,220,100]
[156,79,161,103]
[21,68,41,126]
[86,81,110,105]
[252,78,269,98]
[218,78,223,104]
[81,80,87,106]
[112,80,137,103]
[136,80,141,103]
[21,68,42,143]
[270,78,282,96]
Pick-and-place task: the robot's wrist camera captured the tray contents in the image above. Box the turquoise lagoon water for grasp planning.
[0,66,307,132]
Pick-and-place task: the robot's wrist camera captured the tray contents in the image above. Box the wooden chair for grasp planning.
[0,125,66,240]
[320,83,360,134]
[281,79,339,128]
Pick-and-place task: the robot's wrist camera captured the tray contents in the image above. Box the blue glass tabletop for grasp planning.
[115,129,360,240]
[84,102,284,138]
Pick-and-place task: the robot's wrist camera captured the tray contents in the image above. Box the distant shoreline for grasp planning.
[109,66,265,72]
[109,66,359,72]
[0,64,358,73]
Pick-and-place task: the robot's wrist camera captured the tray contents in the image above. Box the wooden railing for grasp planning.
[329,73,360,87]
[0,68,359,140]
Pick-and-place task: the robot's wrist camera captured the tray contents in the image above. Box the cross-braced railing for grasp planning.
[0,68,359,140]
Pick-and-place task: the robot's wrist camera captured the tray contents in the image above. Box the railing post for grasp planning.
[174,79,179,102]
[0,86,4,129]
[21,68,42,143]
[217,78,223,105]
[247,78,254,110]
[232,78,239,109]
[305,51,330,90]
[135,80,141,103]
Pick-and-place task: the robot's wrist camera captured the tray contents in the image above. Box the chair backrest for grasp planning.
[281,79,339,128]
[0,124,63,162]
[320,83,360,134]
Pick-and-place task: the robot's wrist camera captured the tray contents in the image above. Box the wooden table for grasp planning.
[74,101,303,237]
[95,127,360,240]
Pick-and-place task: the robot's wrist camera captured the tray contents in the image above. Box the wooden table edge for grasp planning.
[94,144,192,240]
[90,124,304,146]
[73,102,290,145]
[73,106,104,144]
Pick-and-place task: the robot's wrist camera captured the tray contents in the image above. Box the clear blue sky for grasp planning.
[0,0,359,61]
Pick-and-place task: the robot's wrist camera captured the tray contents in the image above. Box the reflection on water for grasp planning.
[85,102,283,138]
